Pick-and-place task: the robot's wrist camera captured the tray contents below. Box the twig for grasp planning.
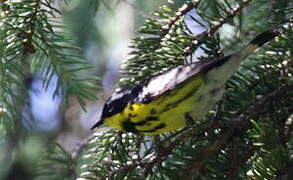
[232,84,293,125]
[179,132,231,180]
[104,162,139,180]
[161,1,199,37]
[183,0,253,57]
[276,164,293,180]
[21,0,40,55]
[209,0,252,35]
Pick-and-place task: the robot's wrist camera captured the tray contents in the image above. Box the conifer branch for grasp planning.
[177,84,292,179]
[21,0,40,55]
[208,0,252,35]
[183,0,253,57]
[276,164,293,180]
[161,2,197,37]
[232,84,293,125]
[179,133,231,180]
[226,139,251,180]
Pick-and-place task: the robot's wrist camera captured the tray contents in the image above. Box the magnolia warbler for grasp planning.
[92,30,280,135]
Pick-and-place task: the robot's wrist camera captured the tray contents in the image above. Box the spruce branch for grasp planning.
[208,0,252,35]
[179,132,231,180]
[160,2,198,37]
[21,0,40,55]
[164,84,290,178]
[183,0,253,57]
[1,0,41,62]
[120,0,202,86]
[1,0,100,177]
[121,0,255,86]
[36,143,77,180]
[177,84,292,179]
[231,84,293,125]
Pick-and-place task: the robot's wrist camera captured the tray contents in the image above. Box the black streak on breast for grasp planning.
[122,117,163,133]
[122,121,138,133]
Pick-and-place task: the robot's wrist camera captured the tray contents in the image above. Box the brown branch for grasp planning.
[208,0,252,35]
[226,138,254,180]
[161,2,198,37]
[0,0,9,10]
[227,139,239,180]
[178,132,231,180]
[21,0,41,55]
[276,164,293,180]
[232,84,293,125]
[102,162,139,180]
[183,0,253,57]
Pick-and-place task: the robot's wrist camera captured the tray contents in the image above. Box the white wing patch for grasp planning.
[140,62,208,99]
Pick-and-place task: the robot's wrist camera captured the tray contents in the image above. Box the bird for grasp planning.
[91,28,280,135]
[92,6,282,135]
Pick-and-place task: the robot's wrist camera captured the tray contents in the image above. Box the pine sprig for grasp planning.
[120,0,253,87]
[78,129,142,179]
[120,1,202,87]
[35,143,76,180]
[0,1,99,178]
[0,0,98,133]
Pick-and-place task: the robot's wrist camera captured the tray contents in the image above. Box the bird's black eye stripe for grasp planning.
[122,121,138,133]
[101,91,132,118]
[104,99,128,117]
[101,85,145,119]
[142,95,152,104]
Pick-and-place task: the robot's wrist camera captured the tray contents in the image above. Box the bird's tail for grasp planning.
[235,29,281,60]
[204,28,282,85]
[249,29,281,46]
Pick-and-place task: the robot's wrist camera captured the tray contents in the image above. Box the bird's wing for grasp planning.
[136,56,229,102]
[137,29,281,102]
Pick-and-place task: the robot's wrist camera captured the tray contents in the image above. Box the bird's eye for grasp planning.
[142,95,152,104]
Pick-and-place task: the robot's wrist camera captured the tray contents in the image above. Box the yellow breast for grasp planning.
[104,74,204,135]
